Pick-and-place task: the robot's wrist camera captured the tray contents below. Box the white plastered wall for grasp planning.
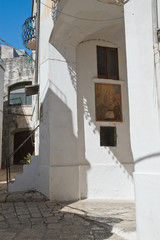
[124,0,160,239]
[37,0,134,201]
[7,0,134,201]
[37,0,79,200]
[77,36,134,199]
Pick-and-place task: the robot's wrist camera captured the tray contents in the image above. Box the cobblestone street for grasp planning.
[0,168,136,240]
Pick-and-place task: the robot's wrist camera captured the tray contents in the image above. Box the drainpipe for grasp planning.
[35,0,40,121]
[35,0,40,85]
[156,0,160,29]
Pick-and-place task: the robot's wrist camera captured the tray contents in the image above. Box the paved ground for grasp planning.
[0,168,136,240]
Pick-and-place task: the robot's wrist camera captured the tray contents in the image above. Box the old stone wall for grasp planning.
[3,55,33,98]
[0,60,4,168]
[0,45,19,59]
[1,45,34,166]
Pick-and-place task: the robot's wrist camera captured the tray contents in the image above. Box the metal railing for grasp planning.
[6,125,39,186]
[116,0,129,4]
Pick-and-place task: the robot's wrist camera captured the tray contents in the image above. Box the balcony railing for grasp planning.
[22,16,36,50]
[52,0,59,22]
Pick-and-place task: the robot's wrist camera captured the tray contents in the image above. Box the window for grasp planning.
[100,126,117,147]
[9,82,32,106]
[97,46,119,80]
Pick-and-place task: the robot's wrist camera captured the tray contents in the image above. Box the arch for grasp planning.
[14,129,35,164]
[11,127,32,135]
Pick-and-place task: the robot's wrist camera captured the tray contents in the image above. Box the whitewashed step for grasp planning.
[8,155,40,192]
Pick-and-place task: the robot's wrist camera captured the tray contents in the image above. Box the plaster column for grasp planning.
[124,0,160,239]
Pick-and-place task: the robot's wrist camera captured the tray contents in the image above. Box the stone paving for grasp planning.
[0,168,136,240]
[0,191,136,240]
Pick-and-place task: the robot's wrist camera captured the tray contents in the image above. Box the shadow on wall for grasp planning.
[39,85,91,200]
[67,60,133,182]
[67,64,77,91]
[82,96,133,181]
[41,40,134,199]
[2,100,33,167]
[56,42,133,177]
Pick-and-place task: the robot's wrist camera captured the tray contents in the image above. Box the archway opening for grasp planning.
[14,130,34,165]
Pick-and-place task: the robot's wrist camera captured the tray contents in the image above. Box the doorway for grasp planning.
[14,131,34,164]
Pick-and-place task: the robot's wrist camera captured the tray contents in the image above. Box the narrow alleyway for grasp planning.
[0,168,136,240]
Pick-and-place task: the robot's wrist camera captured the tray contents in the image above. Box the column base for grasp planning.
[134,172,160,240]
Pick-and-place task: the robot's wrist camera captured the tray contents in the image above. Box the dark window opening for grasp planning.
[97,46,119,80]
[100,126,117,147]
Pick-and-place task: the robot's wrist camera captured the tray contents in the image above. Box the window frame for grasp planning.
[97,46,119,80]
[100,126,117,147]
[8,81,32,106]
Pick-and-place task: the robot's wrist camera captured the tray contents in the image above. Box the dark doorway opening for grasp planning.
[14,131,34,164]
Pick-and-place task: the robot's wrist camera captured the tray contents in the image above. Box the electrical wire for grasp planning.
[40,1,124,22]
[0,38,34,62]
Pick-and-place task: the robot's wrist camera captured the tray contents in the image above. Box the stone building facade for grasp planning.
[0,60,4,168]
[0,45,34,166]
[9,1,160,238]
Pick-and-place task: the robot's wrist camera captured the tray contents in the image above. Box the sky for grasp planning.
[0,0,32,54]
